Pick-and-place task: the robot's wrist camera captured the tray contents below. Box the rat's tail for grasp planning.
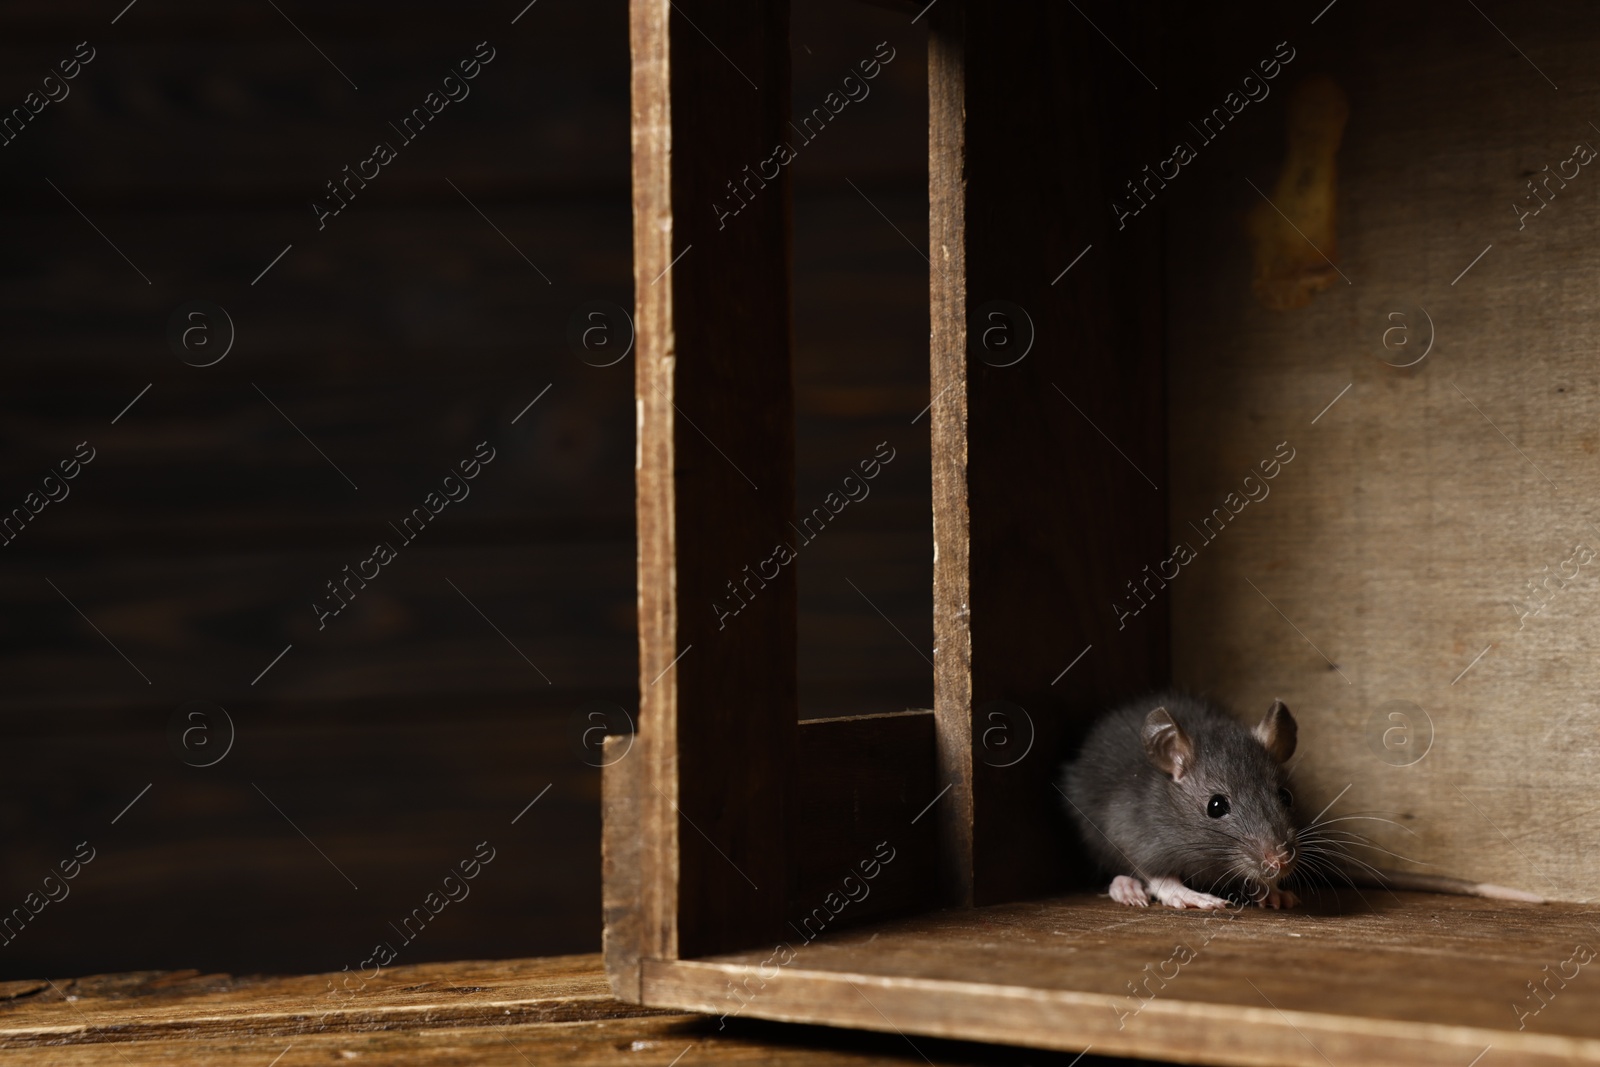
[1344,867,1544,903]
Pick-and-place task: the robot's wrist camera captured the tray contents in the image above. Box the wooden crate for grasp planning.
[605,0,1600,1064]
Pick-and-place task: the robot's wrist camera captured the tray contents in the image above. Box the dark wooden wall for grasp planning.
[791,6,931,720]
[0,0,930,979]
[928,0,1166,909]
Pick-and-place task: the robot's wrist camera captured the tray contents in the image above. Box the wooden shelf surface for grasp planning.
[0,952,1123,1066]
[0,954,656,1046]
[642,891,1600,1067]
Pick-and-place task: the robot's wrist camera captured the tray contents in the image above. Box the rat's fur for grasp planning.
[1059,692,1298,908]
[1060,691,1545,907]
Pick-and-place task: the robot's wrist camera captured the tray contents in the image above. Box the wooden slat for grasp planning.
[926,0,976,912]
[602,733,644,1001]
[0,3,922,205]
[0,544,634,714]
[0,952,1118,1065]
[631,0,796,961]
[643,891,1600,1066]
[0,206,633,378]
[0,29,633,205]
[0,696,610,980]
[0,1018,1115,1067]
[0,954,657,1047]
[926,0,1167,907]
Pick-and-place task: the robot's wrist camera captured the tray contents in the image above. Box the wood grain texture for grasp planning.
[1163,1,1600,902]
[0,954,657,1046]
[631,0,796,961]
[646,891,1600,1066]
[631,0,680,968]
[927,0,1167,907]
[602,733,643,1002]
[0,1019,1136,1067]
[926,0,975,911]
[0,953,1134,1066]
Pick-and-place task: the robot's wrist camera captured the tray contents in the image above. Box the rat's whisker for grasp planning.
[1330,850,1391,883]
[1297,822,1429,868]
[1302,813,1419,838]
[1318,836,1426,866]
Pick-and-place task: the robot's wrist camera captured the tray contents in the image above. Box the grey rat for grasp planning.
[1059,692,1543,909]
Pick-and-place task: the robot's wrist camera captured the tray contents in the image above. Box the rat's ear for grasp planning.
[1142,706,1194,781]
[1254,699,1297,763]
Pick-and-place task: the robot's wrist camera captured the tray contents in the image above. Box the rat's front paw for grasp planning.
[1108,875,1150,907]
[1258,887,1299,909]
[1146,876,1230,910]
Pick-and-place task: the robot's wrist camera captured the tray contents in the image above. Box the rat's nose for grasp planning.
[1261,845,1292,876]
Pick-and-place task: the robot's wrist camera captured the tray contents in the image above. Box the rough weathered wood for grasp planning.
[1162,2,1600,902]
[602,733,643,1002]
[0,954,658,1047]
[632,0,796,961]
[926,0,975,912]
[927,0,1167,907]
[646,891,1600,1065]
[0,1017,1120,1066]
[0,953,1124,1066]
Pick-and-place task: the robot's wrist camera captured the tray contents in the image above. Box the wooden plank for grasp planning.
[0,696,609,980]
[0,206,630,372]
[0,2,922,204]
[602,734,644,1001]
[0,29,633,205]
[644,891,1600,1066]
[926,3,975,910]
[631,0,796,961]
[0,952,1116,1066]
[631,0,681,969]
[2,192,926,382]
[0,954,661,1046]
[0,1017,1111,1066]
[0,544,635,714]
[927,0,1167,907]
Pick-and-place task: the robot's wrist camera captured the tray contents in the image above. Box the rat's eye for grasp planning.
[1206,794,1231,818]
[1278,787,1294,809]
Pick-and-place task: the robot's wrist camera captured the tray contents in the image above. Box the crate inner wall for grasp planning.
[1163,0,1599,902]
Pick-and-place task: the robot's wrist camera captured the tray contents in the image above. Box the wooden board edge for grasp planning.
[801,708,933,724]
[0,954,662,1049]
[926,0,975,911]
[602,733,645,1003]
[0,995,664,1049]
[630,0,679,966]
[633,0,797,962]
[639,958,1600,1067]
